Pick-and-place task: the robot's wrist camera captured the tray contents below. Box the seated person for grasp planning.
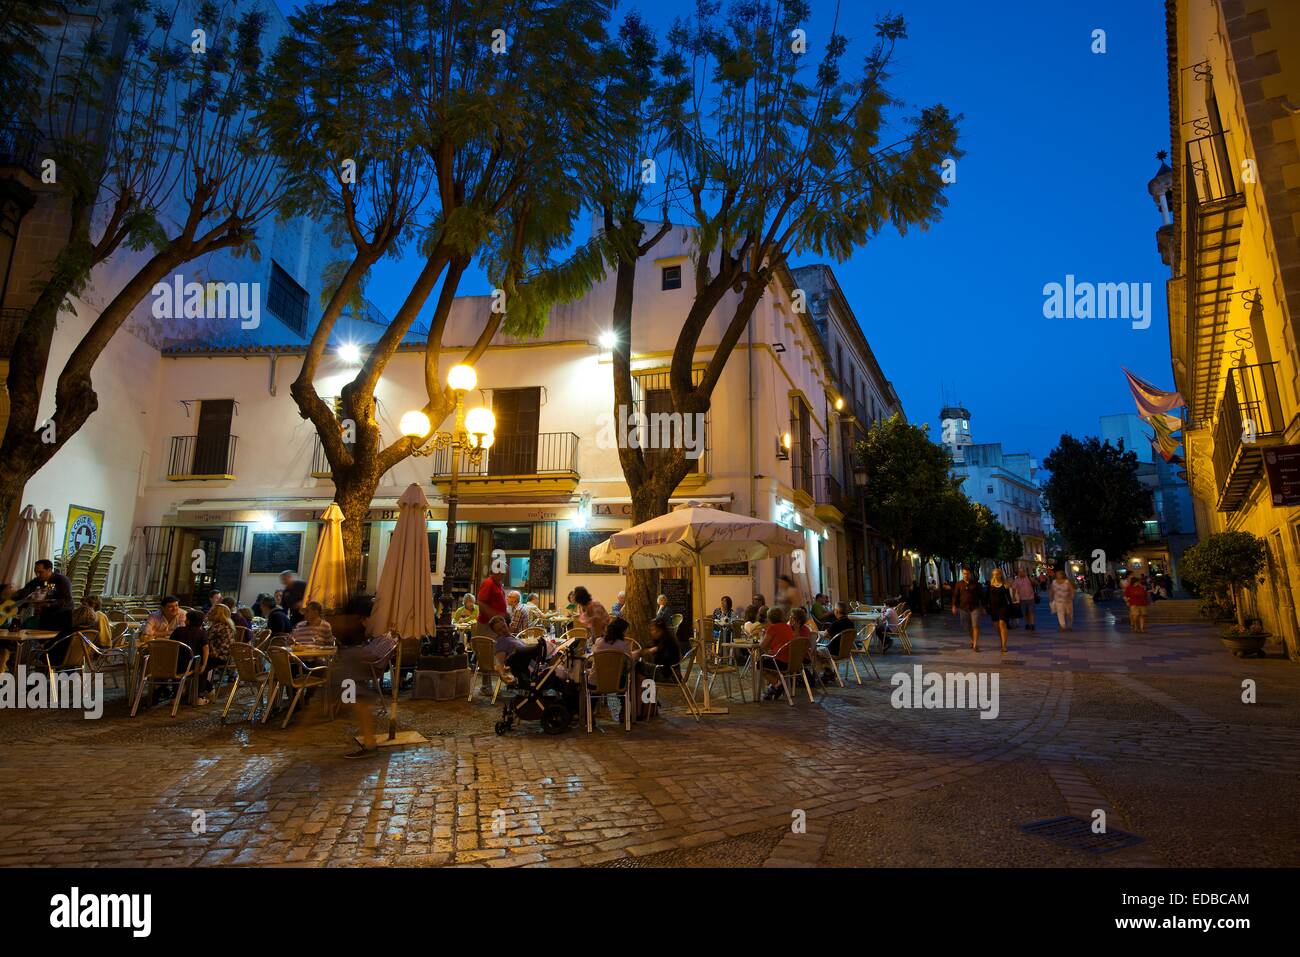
[203,603,237,696]
[291,601,334,646]
[169,610,209,689]
[79,595,114,647]
[489,615,546,686]
[222,597,251,632]
[652,594,672,626]
[791,606,835,684]
[610,591,626,617]
[810,593,834,626]
[638,618,681,679]
[257,595,292,636]
[743,605,769,637]
[451,593,478,626]
[142,595,185,643]
[758,606,796,701]
[823,601,858,656]
[872,599,900,651]
[592,615,637,659]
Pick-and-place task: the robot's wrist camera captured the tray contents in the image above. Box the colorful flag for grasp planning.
[1124,368,1185,418]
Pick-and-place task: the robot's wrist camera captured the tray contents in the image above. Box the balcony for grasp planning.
[431,432,580,500]
[1213,362,1284,512]
[167,435,238,481]
[0,123,41,179]
[813,472,847,523]
[1183,130,1247,420]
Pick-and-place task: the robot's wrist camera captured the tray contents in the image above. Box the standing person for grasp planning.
[951,567,985,652]
[1049,569,1076,632]
[573,585,609,640]
[1012,568,1037,631]
[1124,575,1151,634]
[477,569,507,627]
[776,574,804,615]
[986,569,1014,654]
[279,571,307,626]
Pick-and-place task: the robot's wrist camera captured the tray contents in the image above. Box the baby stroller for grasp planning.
[495,636,580,735]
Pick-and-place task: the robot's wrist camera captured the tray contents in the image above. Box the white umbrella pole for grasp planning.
[694,552,727,714]
[389,635,400,740]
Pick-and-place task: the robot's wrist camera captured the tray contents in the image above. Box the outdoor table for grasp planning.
[0,629,59,675]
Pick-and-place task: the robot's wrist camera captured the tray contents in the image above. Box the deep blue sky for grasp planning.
[276,0,1172,464]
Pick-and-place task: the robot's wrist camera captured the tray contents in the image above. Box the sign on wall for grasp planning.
[249,531,302,574]
[1263,445,1300,506]
[64,505,104,557]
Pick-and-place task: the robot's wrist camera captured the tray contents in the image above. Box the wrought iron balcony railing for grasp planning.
[0,123,41,177]
[167,434,238,480]
[814,472,845,510]
[1212,361,1283,511]
[430,432,579,478]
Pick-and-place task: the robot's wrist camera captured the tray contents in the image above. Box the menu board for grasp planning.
[527,548,555,589]
[709,561,749,576]
[1263,444,1300,506]
[660,577,693,619]
[249,532,301,574]
[427,531,440,573]
[214,551,244,595]
[567,529,618,574]
[445,541,476,586]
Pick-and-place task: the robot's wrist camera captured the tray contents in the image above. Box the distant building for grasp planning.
[937,407,1046,571]
[1099,413,1196,590]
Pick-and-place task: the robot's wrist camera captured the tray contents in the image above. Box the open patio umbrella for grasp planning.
[305,503,349,613]
[589,504,802,713]
[36,509,56,562]
[367,483,434,743]
[0,505,37,587]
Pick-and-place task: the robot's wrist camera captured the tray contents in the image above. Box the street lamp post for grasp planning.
[402,363,495,634]
[853,463,871,602]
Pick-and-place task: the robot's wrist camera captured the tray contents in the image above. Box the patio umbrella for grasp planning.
[367,483,434,743]
[36,509,55,562]
[0,505,37,587]
[589,504,802,713]
[120,527,148,595]
[305,503,349,613]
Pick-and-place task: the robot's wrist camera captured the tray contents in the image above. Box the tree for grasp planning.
[587,5,960,632]
[0,1,293,548]
[264,0,613,589]
[857,415,956,586]
[1180,531,1267,632]
[0,0,61,120]
[913,482,977,584]
[1041,435,1151,576]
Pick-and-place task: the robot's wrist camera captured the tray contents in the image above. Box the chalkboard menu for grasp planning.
[527,548,555,589]
[567,529,618,574]
[709,561,749,576]
[249,532,301,574]
[214,551,244,594]
[660,577,693,619]
[445,541,476,585]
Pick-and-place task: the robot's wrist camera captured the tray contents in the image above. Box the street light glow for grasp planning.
[337,342,361,364]
[447,363,477,392]
[598,330,617,349]
[400,410,431,437]
[464,406,495,446]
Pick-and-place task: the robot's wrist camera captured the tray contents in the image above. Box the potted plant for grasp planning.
[1179,531,1269,657]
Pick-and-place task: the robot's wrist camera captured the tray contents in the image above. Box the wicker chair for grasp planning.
[130,639,198,717]
[265,646,329,730]
[584,649,632,732]
[761,636,814,705]
[222,642,272,723]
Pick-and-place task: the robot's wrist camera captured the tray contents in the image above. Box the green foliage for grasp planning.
[857,415,954,556]
[1180,531,1266,595]
[0,0,60,120]
[1042,435,1151,564]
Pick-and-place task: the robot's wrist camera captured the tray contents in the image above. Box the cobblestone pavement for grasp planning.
[1,598,1297,868]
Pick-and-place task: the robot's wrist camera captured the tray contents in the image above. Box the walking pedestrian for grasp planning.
[1123,574,1151,633]
[986,568,1014,653]
[1012,567,1037,630]
[1049,568,1076,631]
[951,567,984,651]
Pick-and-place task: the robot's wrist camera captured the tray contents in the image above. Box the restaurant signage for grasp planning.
[1263,444,1300,506]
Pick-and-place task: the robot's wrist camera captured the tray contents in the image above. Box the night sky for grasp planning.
[278,0,1173,465]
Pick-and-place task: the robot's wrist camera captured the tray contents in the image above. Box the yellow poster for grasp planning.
[65,504,105,557]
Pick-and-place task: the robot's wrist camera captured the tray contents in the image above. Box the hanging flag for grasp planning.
[1143,412,1182,434]
[1124,367,1185,417]
[1148,430,1180,462]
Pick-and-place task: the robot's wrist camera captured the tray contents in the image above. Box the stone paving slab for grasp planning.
[1,599,1297,867]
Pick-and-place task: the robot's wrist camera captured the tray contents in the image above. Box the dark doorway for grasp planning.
[194,399,235,475]
[489,387,540,475]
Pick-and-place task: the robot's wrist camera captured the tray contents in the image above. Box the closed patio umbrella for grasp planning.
[120,527,148,595]
[589,504,802,713]
[0,505,37,587]
[36,509,56,563]
[305,503,349,613]
[367,484,434,743]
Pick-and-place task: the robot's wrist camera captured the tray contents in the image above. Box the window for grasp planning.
[661,264,682,290]
[634,368,707,475]
[267,261,308,336]
[789,396,813,496]
[987,485,994,495]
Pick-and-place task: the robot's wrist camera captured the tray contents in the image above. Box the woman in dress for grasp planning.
[1049,569,1076,632]
[985,569,1014,653]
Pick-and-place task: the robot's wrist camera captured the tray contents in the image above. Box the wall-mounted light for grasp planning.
[337,342,361,364]
[598,330,617,349]
[776,432,791,460]
[256,512,276,531]
[834,396,844,411]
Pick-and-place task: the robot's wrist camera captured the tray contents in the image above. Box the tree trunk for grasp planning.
[334,475,375,600]
[620,480,675,645]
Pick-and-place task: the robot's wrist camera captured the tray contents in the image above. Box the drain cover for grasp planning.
[1019,815,1144,854]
